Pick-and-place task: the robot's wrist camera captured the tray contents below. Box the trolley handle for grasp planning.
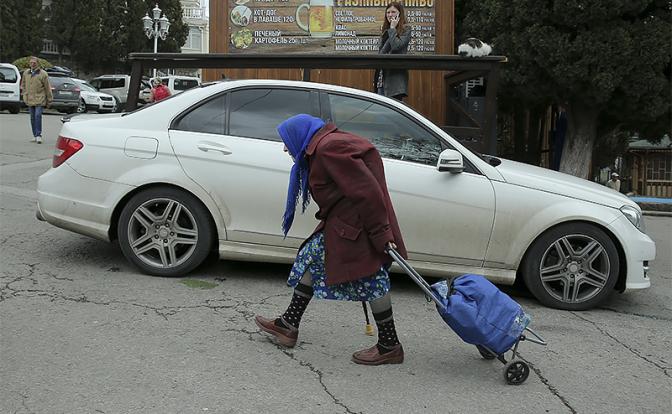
[523,327,547,346]
[386,247,446,311]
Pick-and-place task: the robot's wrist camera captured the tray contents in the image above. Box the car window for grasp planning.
[0,68,18,83]
[89,79,100,89]
[326,94,443,166]
[174,79,199,91]
[228,88,315,142]
[78,82,97,92]
[99,78,125,89]
[49,77,74,87]
[172,94,226,135]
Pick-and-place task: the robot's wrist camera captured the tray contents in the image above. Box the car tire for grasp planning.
[77,99,87,113]
[9,106,20,114]
[522,222,619,310]
[117,187,214,277]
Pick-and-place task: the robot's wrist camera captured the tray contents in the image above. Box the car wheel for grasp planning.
[117,187,214,277]
[522,223,619,310]
[77,99,87,113]
[9,106,20,114]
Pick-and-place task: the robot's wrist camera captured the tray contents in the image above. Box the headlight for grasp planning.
[620,205,645,233]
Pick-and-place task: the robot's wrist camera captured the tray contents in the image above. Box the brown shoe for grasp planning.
[352,344,404,365]
[255,315,298,348]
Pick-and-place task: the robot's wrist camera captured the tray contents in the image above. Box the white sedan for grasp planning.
[36,80,655,310]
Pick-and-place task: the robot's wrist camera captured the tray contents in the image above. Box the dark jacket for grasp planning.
[304,124,407,285]
[377,27,411,98]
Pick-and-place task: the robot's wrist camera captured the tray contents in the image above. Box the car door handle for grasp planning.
[197,142,232,155]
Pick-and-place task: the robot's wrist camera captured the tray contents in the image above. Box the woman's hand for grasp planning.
[390,16,399,29]
[386,241,397,251]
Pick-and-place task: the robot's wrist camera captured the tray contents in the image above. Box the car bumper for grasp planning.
[51,100,79,110]
[0,97,20,104]
[607,215,656,292]
[37,163,134,241]
[0,101,21,110]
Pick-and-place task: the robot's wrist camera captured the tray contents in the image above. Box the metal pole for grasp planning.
[153,21,158,78]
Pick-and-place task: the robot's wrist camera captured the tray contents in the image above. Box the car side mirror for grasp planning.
[437,149,464,173]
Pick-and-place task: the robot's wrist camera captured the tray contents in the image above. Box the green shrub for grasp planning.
[12,56,53,71]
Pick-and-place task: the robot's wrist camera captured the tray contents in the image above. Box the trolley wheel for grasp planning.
[504,360,530,385]
[476,345,496,360]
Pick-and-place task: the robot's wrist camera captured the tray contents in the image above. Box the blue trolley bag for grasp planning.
[430,275,530,356]
[386,248,546,384]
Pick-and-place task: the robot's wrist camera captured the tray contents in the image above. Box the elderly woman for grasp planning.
[255,114,408,365]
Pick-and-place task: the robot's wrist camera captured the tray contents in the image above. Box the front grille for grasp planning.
[100,96,113,101]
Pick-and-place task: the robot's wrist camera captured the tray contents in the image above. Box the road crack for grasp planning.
[599,306,672,322]
[571,312,671,378]
[277,346,361,414]
[518,355,577,414]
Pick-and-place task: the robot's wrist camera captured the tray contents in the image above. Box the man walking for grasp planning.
[606,172,621,192]
[21,57,52,144]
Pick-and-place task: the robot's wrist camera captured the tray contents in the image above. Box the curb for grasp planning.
[642,210,672,217]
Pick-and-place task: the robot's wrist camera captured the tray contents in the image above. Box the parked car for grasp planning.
[35,80,656,310]
[89,74,152,111]
[46,66,75,77]
[72,78,117,113]
[156,75,201,95]
[0,63,21,114]
[48,76,80,114]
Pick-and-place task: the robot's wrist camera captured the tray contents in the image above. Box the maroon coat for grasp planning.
[304,124,407,285]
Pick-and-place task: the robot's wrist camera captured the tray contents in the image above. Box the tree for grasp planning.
[44,0,189,73]
[46,0,105,70]
[461,0,671,178]
[94,0,188,72]
[0,0,45,62]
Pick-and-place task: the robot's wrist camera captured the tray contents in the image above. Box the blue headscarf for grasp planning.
[277,114,326,237]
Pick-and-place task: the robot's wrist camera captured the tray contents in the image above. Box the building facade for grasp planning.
[180,0,210,78]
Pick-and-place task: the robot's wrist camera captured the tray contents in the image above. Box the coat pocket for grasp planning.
[332,216,362,241]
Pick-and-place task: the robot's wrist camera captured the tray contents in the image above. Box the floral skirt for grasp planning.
[287,232,390,301]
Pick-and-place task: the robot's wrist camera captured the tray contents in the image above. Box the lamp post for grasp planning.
[142,4,171,78]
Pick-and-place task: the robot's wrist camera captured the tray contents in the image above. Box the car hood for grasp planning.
[495,159,636,210]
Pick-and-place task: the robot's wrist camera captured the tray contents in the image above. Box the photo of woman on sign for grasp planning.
[375,1,411,101]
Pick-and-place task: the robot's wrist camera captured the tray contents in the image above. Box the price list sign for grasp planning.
[227,0,436,54]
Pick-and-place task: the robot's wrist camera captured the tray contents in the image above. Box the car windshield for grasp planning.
[0,68,17,83]
[78,82,97,92]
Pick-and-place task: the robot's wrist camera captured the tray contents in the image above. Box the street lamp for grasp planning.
[142,3,171,78]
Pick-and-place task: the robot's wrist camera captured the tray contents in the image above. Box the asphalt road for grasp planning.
[1,111,670,414]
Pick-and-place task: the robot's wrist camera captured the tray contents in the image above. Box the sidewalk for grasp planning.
[629,196,672,216]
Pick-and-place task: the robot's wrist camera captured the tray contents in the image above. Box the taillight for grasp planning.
[53,136,83,168]
[73,87,80,92]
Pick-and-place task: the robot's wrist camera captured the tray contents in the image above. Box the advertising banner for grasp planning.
[228,0,436,54]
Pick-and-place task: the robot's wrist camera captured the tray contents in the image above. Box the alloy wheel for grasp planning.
[538,234,611,304]
[126,198,199,269]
